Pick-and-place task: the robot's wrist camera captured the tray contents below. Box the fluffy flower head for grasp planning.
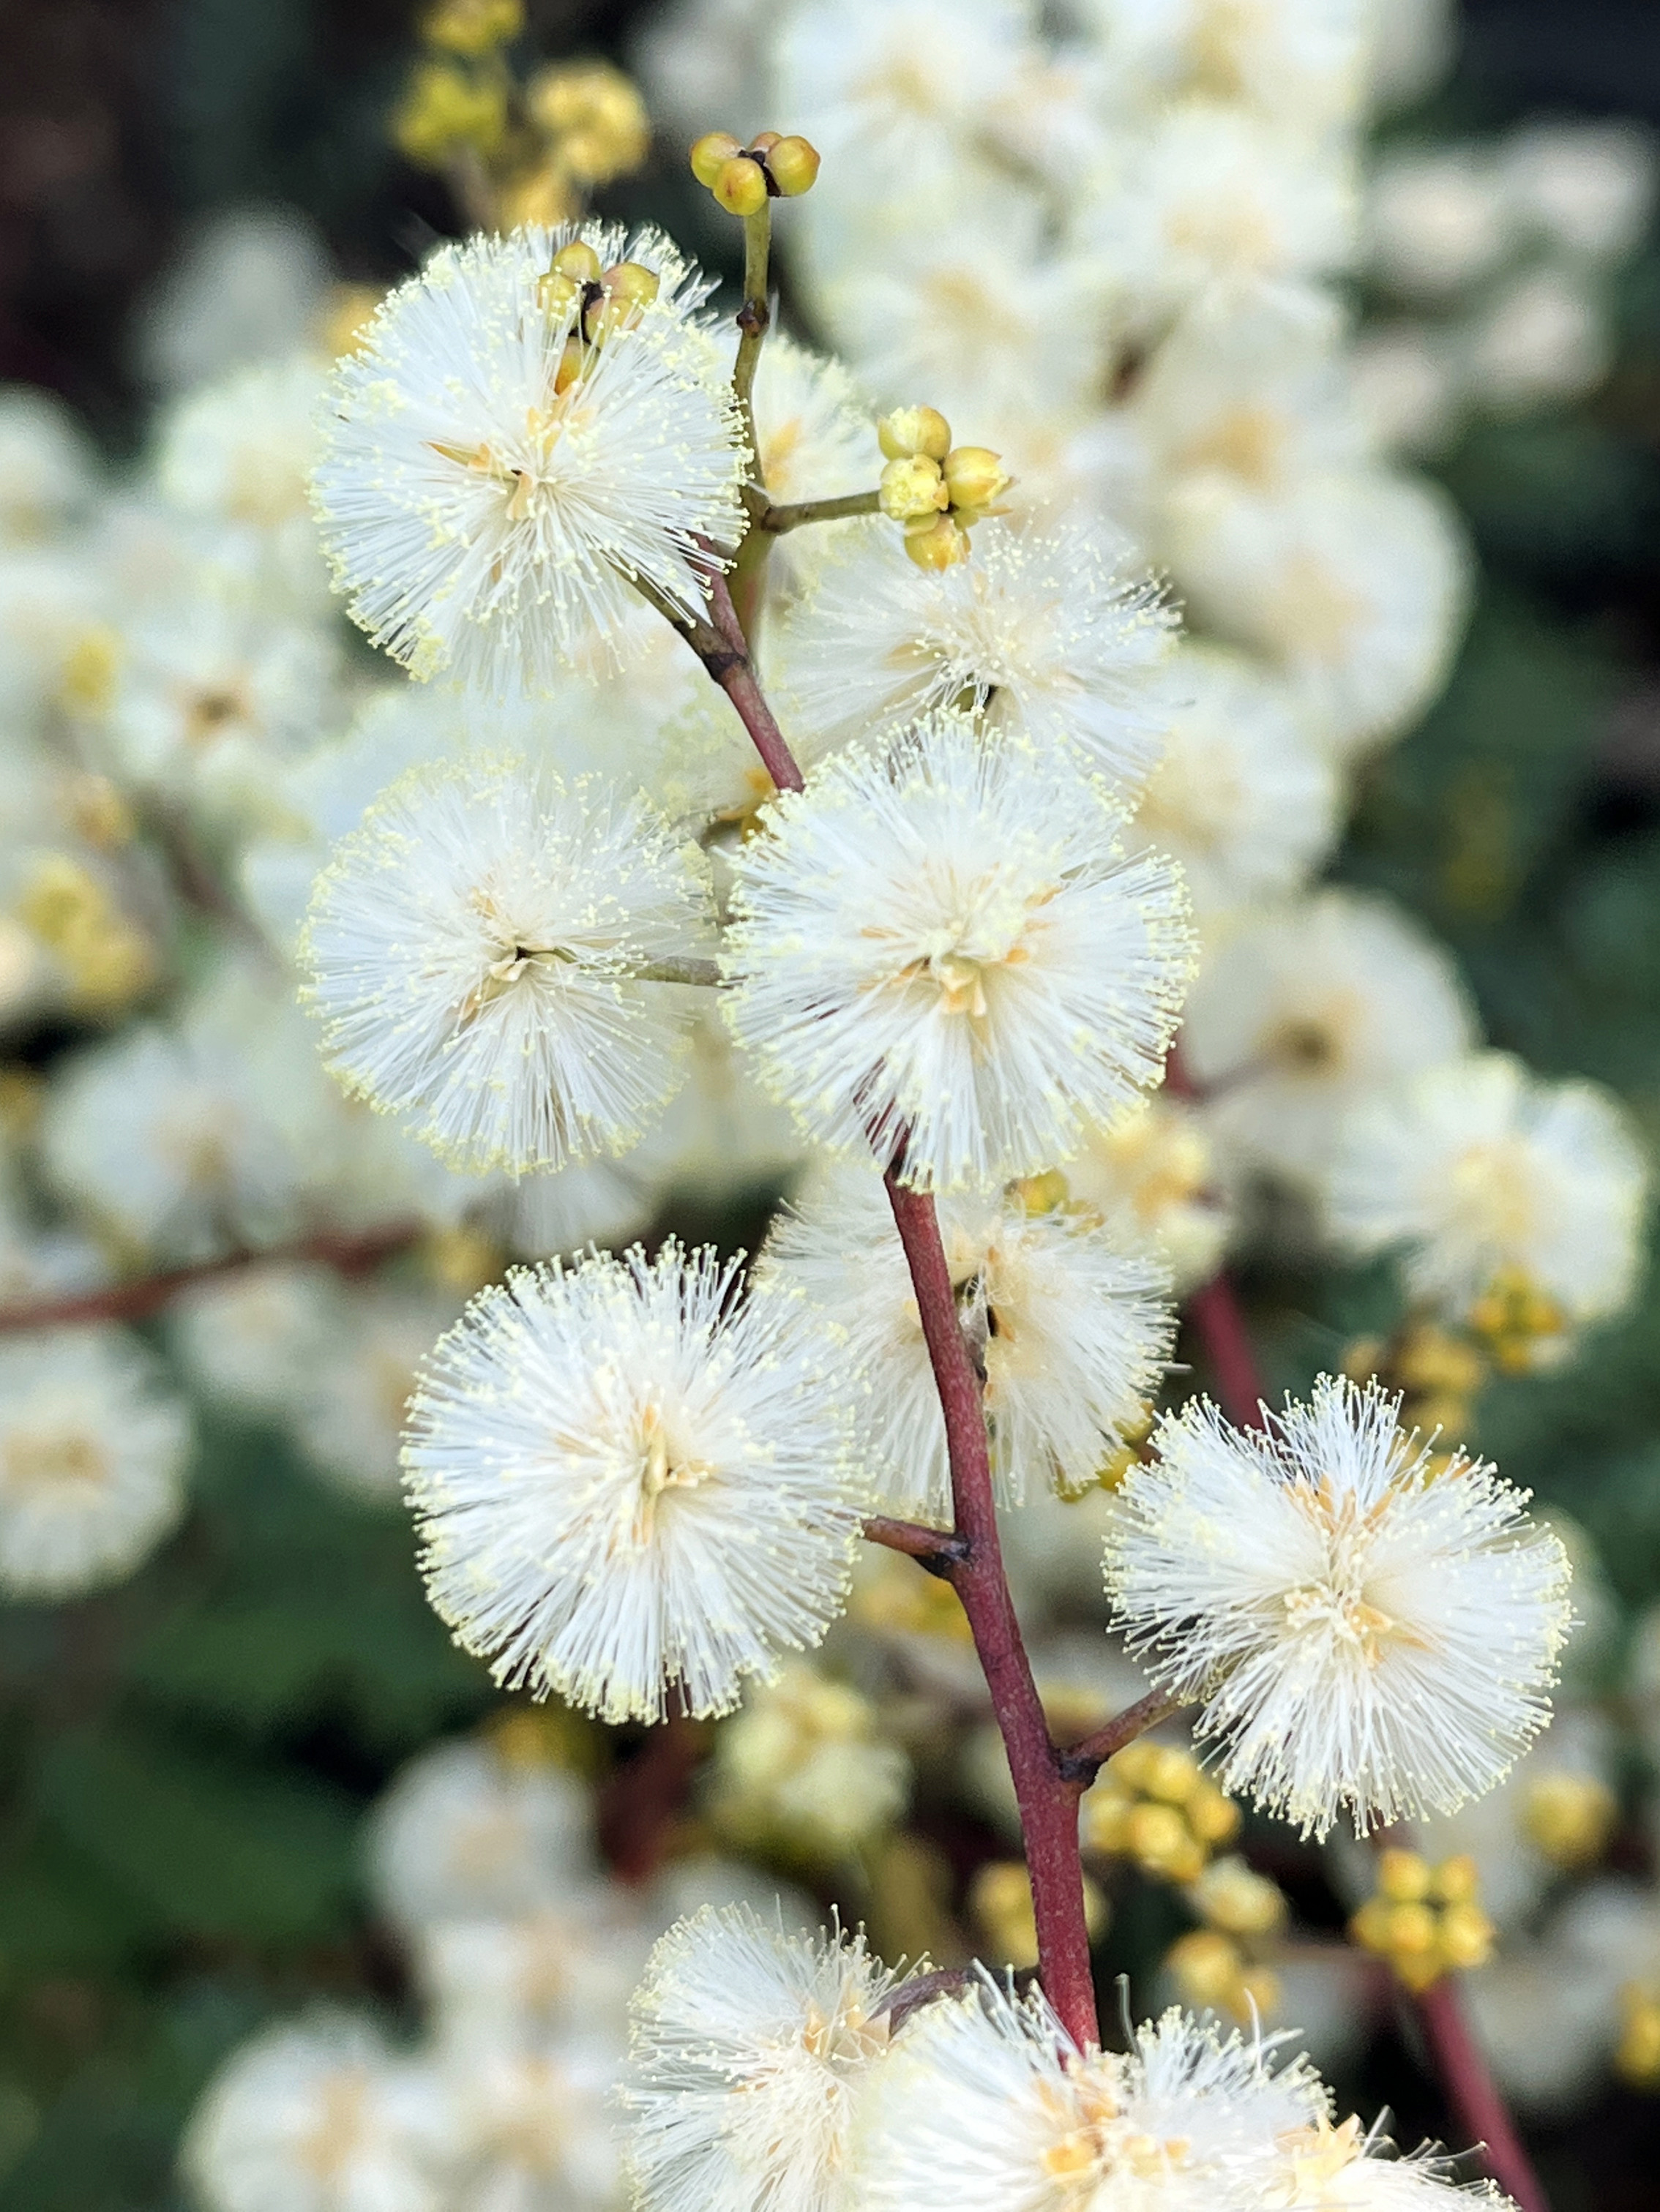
[774,519,1177,788]
[311,221,745,693]
[1104,1376,1574,1837]
[403,1243,867,1722]
[722,711,1195,1192]
[301,751,714,1174]
[623,1904,913,2212]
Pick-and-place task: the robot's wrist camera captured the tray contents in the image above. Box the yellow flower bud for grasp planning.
[420,0,523,56]
[392,59,507,168]
[689,131,744,187]
[1184,1782,1241,1848]
[1438,1900,1495,1971]
[1431,1853,1480,1905]
[1079,1785,1133,1856]
[1349,1897,1394,1954]
[713,154,769,217]
[422,1222,504,1294]
[1522,1772,1618,1870]
[1143,1745,1201,1805]
[1385,1901,1438,1957]
[1126,1800,1188,1869]
[1616,1984,1660,2088]
[766,135,821,195]
[585,260,662,341]
[1016,1169,1069,1215]
[1377,1848,1432,1902]
[878,405,952,462]
[59,625,121,715]
[527,63,650,185]
[942,444,1010,516]
[1108,1742,1159,1792]
[1191,1855,1287,1939]
[1166,1928,1246,2013]
[902,514,971,571]
[537,239,603,316]
[879,454,948,522]
[504,161,580,232]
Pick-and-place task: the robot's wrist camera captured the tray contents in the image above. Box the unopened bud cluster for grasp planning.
[1080,1739,1241,1886]
[1350,1848,1495,1992]
[690,130,821,216]
[875,405,1010,570]
[536,239,661,388]
[970,1859,1109,1971]
[1166,1853,1289,2025]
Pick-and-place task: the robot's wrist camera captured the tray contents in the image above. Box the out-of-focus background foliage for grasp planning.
[3,1,1660,2206]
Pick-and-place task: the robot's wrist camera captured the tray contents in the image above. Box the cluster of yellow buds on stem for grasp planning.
[1341,1321,1488,1455]
[1350,1847,1494,1992]
[538,241,661,387]
[689,130,821,214]
[1165,1854,1289,2025]
[875,406,1010,570]
[1468,1266,1569,1375]
[1080,1739,1240,1885]
[391,1,650,231]
[970,1860,1109,1972]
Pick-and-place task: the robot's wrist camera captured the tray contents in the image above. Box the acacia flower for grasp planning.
[624,1905,914,2212]
[763,1164,1173,1520]
[301,752,715,1175]
[773,518,1176,789]
[403,1244,867,1724]
[311,221,745,694]
[722,710,1194,1193]
[1104,1376,1574,1839]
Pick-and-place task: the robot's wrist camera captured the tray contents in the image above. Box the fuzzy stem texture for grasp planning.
[0,1222,419,1337]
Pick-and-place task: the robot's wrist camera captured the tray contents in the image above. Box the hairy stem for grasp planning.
[760,488,881,533]
[0,1222,420,1337]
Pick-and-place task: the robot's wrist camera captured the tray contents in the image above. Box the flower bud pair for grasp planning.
[689,130,821,214]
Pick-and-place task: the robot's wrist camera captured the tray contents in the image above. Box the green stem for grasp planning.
[760,488,882,533]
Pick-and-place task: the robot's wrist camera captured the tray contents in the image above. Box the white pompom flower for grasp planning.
[311,222,745,694]
[1326,1050,1649,1341]
[722,710,1195,1193]
[301,752,716,1175]
[0,1327,191,1600]
[762,1163,1174,1521]
[403,1244,868,1724]
[773,518,1176,790]
[622,1904,914,2212]
[853,1975,1325,2212]
[1104,1376,1574,1839]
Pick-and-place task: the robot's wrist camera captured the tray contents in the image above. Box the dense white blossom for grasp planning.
[182,2014,455,2212]
[773,519,1176,787]
[301,752,714,1175]
[623,1905,913,2212]
[853,1976,1325,2212]
[0,1327,190,1599]
[722,709,1194,1192]
[763,1164,1173,1518]
[1326,1051,1649,1335]
[403,1245,867,1723]
[311,222,745,694]
[1062,1094,1235,1294]
[1104,1376,1574,1837]
[1181,889,1476,1186]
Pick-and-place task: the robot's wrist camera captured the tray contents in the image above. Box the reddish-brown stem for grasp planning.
[1413,1975,1549,2212]
[864,1515,969,1572]
[0,1222,419,1336]
[1058,1690,1186,1786]
[685,605,1101,2048]
[885,1180,1099,2051]
[1184,1274,1270,1432]
[598,1704,708,1884]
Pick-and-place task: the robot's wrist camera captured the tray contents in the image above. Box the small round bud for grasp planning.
[878,454,948,522]
[1166,1928,1244,2012]
[767,134,821,195]
[585,258,661,340]
[748,131,783,155]
[1377,1847,1432,1902]
[1386,1901,1437,1957]
[943,443,1011,515]
[421,0,523,56]
[690,130,743,187]
[713,154,769,217]
[537,238,603,315]
[902,514,973,571]
[878,405,952,462]
[1438,1900,1495,1971]
[1184,1781,1241,1848]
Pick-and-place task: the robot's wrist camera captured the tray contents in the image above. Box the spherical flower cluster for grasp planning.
[403,1243,868,1722]
[302,751,715,1175]
[722,709,1194,1192]
[1104,1375,1574,1838]
[311,220,746,694]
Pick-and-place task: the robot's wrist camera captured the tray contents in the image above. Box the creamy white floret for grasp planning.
[403,1245,868,1724]
[1181,888,1477,1186]
[311,221,745,694]
[1326,1051,1649,1332]
[762,1163,1173,1519]
[624,1905,916,2212]
[722,709,1195,1193]
[300,751,715,1176]
[0,1327,190,1600]
[772,519,1176,789]
[1104,1376,1574,1837]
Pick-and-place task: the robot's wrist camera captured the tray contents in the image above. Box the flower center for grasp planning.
[4,1428,108,1493]
[627,1402,713,1546]
[1039,2068,1192,2195]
